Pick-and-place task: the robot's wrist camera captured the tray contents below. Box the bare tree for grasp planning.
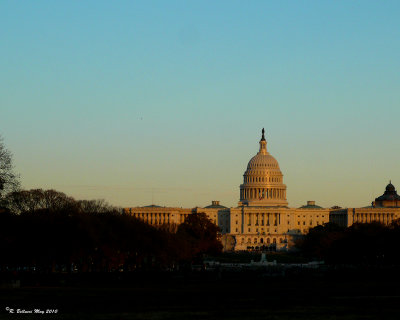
[77,199,118,214]
[4,189,77,214]
[0,135,20,198]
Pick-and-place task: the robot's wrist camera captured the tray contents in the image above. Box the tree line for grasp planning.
[0,189,222,272]
[297,221,400,265]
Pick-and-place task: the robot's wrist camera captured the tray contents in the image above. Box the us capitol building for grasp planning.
[124,129,400,251]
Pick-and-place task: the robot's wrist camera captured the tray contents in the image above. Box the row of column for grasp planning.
[355,213,394,224]
[245,176,280,183]
[245,212,280,226]
[135,212,171,224]
[241,188,286,200]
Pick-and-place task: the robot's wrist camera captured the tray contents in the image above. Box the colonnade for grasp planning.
[244,212,280,227]
[133,212,171,224]
[355,212,395,224]
[240,188,286,200]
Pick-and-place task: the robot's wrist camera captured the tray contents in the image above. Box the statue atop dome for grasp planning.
[259,128,268,155]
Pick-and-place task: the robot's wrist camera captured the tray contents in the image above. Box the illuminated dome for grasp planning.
[239,129,288,207]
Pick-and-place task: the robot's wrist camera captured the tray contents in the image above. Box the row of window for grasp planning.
[246,228,278,233]
[297,220,322,226]
[240,237,285,244]
[297,215,325,218]
[245,176,281,183]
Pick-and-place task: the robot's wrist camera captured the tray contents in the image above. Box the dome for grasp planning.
[299,201,323,209]
[239,129,288,207]
[386,182,396,193]
[374,181,400,205]
[247,153,280,170]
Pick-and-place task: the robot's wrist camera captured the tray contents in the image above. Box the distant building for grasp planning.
[124,129,400,250]
[330,182,400,227]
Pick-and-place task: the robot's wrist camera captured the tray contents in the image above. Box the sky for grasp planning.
[1,1,400,209]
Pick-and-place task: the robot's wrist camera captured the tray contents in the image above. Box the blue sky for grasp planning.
[1,1,399,208]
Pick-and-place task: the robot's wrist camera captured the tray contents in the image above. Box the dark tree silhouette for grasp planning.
[3,189,76,214]
[0,136,19,199]
[297,221,400,265]
[177,212,223,259]
[0,189,223,272]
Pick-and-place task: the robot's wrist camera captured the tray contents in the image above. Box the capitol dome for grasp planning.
[239,129,288,207]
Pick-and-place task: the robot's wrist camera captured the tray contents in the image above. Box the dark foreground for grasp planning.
[1,268,400,319]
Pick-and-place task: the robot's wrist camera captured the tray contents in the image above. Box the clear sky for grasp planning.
[1,1,399,209]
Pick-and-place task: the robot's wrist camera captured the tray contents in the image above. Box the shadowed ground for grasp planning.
[1,270,400,319]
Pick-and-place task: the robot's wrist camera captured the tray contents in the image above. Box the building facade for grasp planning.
[124,130,400,251]
[330,182,400,228]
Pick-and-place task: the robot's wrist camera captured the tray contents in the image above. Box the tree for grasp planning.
[177,212,223,259]
[0,136,19,198]
[3,189,76,214]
